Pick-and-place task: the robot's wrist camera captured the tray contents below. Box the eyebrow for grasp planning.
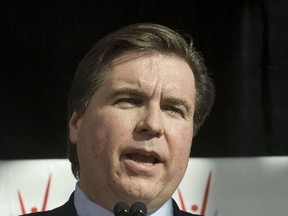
[108,86,193,114]
[109,87,149,103]
[108,87,147,99]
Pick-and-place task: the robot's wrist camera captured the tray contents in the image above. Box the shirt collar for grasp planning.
[74,183,173,216]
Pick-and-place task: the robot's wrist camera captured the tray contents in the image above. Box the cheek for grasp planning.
[78,111,134,157]
[77,119,116,183]
[173,143,191,168]
[77,112,107,148]
[77,121,103,162]
[169,123,193,150]
[168,124,193,171]
[168,144,191,189]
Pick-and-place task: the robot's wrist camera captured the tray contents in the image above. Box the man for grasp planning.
[25,23,214,216]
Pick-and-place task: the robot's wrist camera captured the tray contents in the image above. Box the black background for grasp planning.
[1,0,288,159]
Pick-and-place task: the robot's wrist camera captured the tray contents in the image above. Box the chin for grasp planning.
[120,184,157,202]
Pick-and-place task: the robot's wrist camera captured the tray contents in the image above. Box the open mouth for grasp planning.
[125,152,161,165]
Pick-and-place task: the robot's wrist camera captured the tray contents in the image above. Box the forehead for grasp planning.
[106,51,195,88]
[100,51,196,107]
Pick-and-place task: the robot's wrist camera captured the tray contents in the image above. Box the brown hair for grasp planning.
[67,23,215,178]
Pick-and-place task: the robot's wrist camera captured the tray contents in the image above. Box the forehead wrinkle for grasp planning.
[145,76,162,99]
[109,51,159,68]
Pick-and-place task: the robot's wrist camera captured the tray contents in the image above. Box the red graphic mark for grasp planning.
[42,174,52,211]
[17,190,26,214]
[191,204,198,212]
[178,188,186,211]
[18,174,52,214]
[177,171,212,215]
[200,171,212,215]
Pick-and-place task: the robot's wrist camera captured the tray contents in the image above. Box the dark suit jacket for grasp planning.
[23,193,200,216]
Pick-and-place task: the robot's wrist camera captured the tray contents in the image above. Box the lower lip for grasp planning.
[122,157,162,175]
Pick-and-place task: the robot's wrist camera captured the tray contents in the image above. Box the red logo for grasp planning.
[177,171,212,215]
[18,174,52,214]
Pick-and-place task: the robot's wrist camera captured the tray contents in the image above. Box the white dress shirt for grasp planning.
[74,183,173,216]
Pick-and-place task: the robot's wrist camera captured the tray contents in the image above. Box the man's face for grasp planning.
[69,52,196,211]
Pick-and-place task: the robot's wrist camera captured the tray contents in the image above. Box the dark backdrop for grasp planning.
[1,0,288,159]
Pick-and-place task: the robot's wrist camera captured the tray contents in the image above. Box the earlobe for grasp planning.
[69,111,82,144]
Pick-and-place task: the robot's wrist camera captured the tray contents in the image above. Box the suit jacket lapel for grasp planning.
[51,192,78,215]
[172,199,199,216]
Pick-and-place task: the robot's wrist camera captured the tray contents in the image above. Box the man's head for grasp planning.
[67,23,214,211]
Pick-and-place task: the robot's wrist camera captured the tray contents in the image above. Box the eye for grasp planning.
[113,98,141,107]
[162,105,184,118]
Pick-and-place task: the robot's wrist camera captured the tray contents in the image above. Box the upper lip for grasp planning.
[121,148,164,163]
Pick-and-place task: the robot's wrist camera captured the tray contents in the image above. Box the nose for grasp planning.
[136,105,164,137]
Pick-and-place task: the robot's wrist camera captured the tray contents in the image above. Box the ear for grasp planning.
[69,111,82,145]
